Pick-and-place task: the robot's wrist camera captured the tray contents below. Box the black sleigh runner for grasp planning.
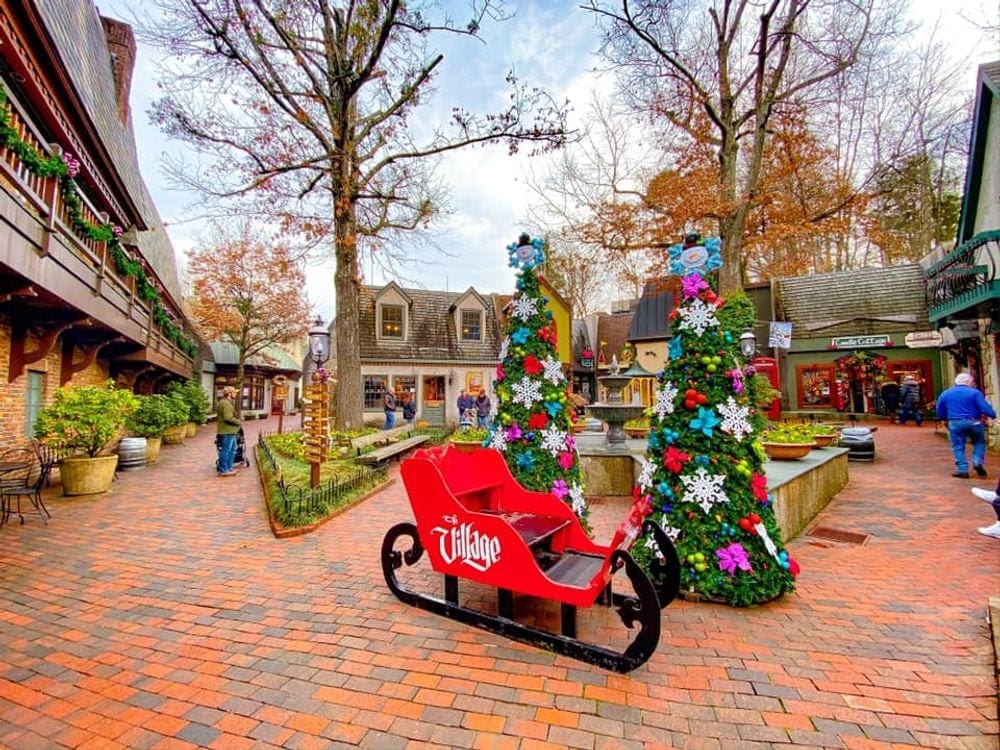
[380,445,680,673]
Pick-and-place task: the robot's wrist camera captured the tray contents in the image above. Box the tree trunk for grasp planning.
[717,128,744,295]
[333,190,363,430]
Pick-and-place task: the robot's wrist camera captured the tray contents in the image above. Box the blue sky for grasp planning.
[98,0,996,323]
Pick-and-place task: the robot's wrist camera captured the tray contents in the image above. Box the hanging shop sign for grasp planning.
[272,374,288,385]
[904,331,944,349]
[829,335,892,350]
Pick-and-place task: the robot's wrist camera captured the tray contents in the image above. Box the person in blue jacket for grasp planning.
[935,373,996,478]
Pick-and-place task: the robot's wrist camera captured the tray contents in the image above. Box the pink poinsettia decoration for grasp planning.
[681,273,708,298]
[550,479,569,499]
[506,423,523,441]
[716,542,753,576]
[496,364,505,382]
[663,446,691,473]
[751,473,768,502]
[558,451,575,470]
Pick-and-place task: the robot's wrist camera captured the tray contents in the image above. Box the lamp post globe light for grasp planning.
[739,327,757,359]
[308,315,330,370]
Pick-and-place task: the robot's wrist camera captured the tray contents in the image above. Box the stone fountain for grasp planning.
[585,356,647,450]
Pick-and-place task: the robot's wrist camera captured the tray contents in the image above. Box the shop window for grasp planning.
[364,375,388,409]
[241,375,265,411]
[796,364,836,409]
[393,375,416,399]
[460,309,482,342]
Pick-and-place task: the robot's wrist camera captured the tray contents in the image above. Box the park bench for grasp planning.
[380,445,680,672]
[351,425,414,456]
[357,434,431,465]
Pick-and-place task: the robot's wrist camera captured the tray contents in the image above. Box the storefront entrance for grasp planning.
[421,375,446,426]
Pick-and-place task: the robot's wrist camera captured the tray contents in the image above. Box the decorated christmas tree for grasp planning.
[486,234,589,524]
[631,236,798,606]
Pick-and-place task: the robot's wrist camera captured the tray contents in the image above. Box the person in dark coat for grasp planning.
[216,385,241,476]
[897,376,923,426]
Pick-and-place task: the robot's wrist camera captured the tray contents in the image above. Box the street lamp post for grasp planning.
[739,327,757,359]
[305,316,331,488]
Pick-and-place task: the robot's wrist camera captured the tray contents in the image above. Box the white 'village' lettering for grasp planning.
[431,520,502,573]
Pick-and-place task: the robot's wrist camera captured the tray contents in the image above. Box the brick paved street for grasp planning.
[0,419,996,749]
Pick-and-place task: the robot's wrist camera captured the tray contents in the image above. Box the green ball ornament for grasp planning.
[707,364,717,373]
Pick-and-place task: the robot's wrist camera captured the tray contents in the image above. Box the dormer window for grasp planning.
[460,309,482,342]
[380,304,404,339]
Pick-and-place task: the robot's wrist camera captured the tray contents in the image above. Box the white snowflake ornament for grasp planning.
[637,457,656,491]
[568,483,586,516]
[652,382,678,420]
[677,299,720,337]
[488,427,507,452]
[541,356,564,385]
[539,424,568,456]
[512,377,542,407]
[718,396,753,441]
[510,295,538,320]
[679,467,729,514]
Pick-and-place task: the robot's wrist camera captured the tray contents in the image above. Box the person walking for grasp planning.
[935,373,995,478]
[969,484,1000,539]
[897,376,923,426]
[216,385,241,477]
[474,389,491,429]
[382,386,396,430]
[402,392,416,425]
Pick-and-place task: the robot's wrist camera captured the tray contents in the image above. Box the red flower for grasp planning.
[663,446,690,473]
[523,355,543,375]
[527,412,548,430]
[751,473,768,501]
[788,556,800,578]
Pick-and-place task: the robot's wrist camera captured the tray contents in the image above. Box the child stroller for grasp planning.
[215,427,251,470]
[459,407,477,433]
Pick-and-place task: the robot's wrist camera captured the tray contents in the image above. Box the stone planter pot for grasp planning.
[117,437,147,471]
[145,436,162,464]
[762,442,814,460]
[185,422,197,438]
[450,440,482,454]
[60,455,119,496]
[162,425,186,445]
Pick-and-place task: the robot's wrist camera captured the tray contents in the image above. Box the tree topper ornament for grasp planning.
[669,235,722,277]
[507,232,545,270]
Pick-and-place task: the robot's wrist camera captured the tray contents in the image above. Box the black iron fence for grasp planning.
[257,432,388,517]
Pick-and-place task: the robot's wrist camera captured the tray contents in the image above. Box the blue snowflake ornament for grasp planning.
[516,452,536,471]
[669,335,684,360]
[507,235,545,270]
[668,236,722,277]
[511,327,531,345]
[689,406,721,437]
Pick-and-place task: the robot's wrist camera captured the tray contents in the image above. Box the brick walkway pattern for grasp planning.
[0,419,997,749]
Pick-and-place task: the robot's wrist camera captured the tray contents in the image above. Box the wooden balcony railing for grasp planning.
[0,86,193,370]
[925,230,1000,323]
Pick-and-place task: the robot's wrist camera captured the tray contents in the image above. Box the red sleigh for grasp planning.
[380,445,680,672]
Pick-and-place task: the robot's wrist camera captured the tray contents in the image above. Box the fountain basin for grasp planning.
[585,403,647,448]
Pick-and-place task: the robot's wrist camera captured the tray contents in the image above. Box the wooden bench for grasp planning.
[351,425,414,456]
[357,434,431,464]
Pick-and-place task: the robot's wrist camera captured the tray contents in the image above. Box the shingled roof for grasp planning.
[629,279,675,341]
[776,264,931,337]
[35,0,184,306]
[359,285,501,362]
[596,310,635,365]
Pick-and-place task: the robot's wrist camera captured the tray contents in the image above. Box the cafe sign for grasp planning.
[904,331,944,349]
[829,335,892,350]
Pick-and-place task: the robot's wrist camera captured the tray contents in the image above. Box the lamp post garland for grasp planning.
[304,317,331,488]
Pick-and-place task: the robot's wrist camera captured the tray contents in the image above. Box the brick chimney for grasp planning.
[100,16,136,127]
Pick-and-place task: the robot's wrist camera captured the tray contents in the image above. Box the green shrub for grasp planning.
[35,380,138,457]
[126,394,184,438]
[167,379,210,424]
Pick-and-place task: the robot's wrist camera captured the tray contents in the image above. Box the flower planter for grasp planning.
[624,427,648,438]
[450,440,483,454]
[185,422,197,438]
[145,436,162,464]
[162,425,186,445]
[761,441,814,460]
[60,455,119,496]
[812,433,837,448]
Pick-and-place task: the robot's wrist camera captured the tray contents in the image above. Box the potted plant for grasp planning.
[161,391,191,445]
[167,380,210,437]
[624,416,649,438]
[125,394,183,464]
[810,424,839,448]
[760,423,816,460]
[450,426,491,453]
[34,380,138,495]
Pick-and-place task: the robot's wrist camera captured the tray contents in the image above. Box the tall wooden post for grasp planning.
[303,373,329,488]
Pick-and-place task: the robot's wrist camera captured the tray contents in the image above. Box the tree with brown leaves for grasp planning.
[139,0,569,428]
[187,226,311,397]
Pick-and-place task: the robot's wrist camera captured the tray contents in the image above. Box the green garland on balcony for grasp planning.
[0,85,197,358]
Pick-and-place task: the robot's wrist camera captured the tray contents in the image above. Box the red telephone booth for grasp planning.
[752,356,781,420]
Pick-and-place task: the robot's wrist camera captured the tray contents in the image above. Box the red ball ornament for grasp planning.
[685,389,698,399]
[684,399,696,409]
[749,513,762,525]
[696,393,708,405]
[738,518,752,532]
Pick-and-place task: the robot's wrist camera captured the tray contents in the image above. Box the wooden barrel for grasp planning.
[118,437,147,470]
